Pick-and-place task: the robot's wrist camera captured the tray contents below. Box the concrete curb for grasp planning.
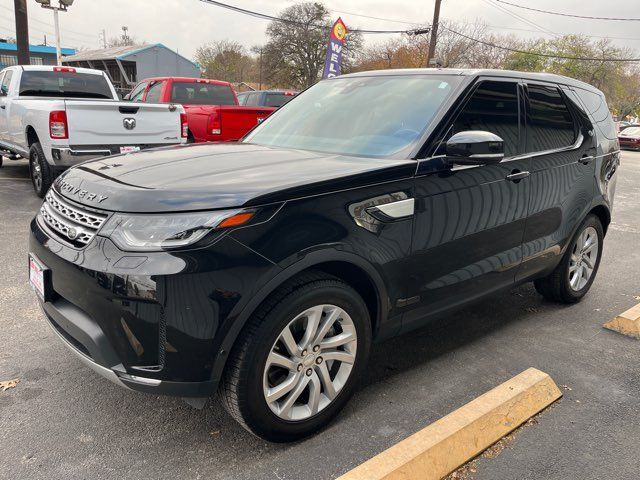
[603,303,640,339]
[337,368,562,480]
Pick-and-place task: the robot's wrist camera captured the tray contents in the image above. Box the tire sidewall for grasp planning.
[240,283,371,441]
[560,215,604,301]
[29,142,50,198]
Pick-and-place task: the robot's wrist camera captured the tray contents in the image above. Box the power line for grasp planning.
[481,0,559,38]
[495,0,640,22]
[198,0,411,34]
[440,24,640,62]
[331,9,417,26]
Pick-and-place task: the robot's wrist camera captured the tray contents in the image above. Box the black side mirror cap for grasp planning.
[446,130,505,166]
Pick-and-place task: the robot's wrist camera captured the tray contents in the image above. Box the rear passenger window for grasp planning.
[451,81,520,158]
[527,85,576,152]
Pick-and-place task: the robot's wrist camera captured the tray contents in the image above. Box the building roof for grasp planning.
[0,41,75,56]
[63,43,198,68]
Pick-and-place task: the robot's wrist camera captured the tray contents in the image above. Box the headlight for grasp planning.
[99,209,254,251]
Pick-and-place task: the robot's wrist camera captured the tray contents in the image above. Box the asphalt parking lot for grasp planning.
[1,153,639,480]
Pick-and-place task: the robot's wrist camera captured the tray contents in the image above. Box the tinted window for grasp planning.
[18,70,113,99]
[451,81,520,158]
[244,92,259,106]
[264,92,295,107]
[245,75,462,157]
[170,82,236,105]
[145,81,164,103]
[527,85,576,152]
[237,92,248,105]
[129,82,147,102]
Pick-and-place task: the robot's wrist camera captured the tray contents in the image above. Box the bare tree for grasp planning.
[260,2,363,89]
[195,40,256,83]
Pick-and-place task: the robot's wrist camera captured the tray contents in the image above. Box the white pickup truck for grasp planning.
[0,65,187,196]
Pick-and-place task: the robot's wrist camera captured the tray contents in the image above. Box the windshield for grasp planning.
[244,75,461,157]
[621,127,640,136]
[19,71,113,99]
[170,82,236,105]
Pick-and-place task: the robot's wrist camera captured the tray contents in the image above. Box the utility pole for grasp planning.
[14,0,30,65]
[426,0,442,67]
[101,29,107,48]
[36,0,74,66]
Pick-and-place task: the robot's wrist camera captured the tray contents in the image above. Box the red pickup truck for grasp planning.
[125,77,276,142]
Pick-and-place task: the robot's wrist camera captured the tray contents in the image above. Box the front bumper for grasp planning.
[41,298,217,396]
[30,216,278,397]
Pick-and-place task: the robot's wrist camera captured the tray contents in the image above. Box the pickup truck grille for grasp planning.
[39,190,107,247]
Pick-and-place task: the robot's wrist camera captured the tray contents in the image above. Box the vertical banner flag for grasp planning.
[322,18,348,79]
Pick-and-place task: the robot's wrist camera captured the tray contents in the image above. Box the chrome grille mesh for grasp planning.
[39,190,107,246]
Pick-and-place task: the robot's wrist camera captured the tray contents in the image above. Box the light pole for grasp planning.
[35,0,74,66]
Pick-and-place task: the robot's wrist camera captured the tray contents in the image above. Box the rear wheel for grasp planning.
[29,142,53,198]
[220,272,372,442]
[534,214,604,303]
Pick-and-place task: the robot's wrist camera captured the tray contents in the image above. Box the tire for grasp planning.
[29,142,53,198]
[534,214,604,303]
[220,271,372,442]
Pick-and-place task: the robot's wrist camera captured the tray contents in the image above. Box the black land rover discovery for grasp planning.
[29,69,619,442]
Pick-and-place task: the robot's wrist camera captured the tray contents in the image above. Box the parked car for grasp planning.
[619,122,640,132]
[618,126,640,150]
[0,66,187,196]
[29,69,619,442]
[126,77,276,142]
[237,89,298,108]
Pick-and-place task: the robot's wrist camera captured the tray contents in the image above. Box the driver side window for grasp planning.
[448,81,520,158]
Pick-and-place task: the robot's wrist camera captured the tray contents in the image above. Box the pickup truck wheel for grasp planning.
[29,142,52,198]
[220,271,372,442]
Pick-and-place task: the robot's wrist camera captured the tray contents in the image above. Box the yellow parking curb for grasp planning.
[603,303,640,339]
[337,368,562,480]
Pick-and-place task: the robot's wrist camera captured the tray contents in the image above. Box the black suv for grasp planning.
[29,69,619,442]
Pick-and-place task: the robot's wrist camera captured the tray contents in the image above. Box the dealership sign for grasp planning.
[322,18,348,79]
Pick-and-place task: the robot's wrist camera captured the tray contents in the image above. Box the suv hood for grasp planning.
[54,143,416,212]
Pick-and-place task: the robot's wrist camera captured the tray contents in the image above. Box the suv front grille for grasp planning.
[39,190,108,247]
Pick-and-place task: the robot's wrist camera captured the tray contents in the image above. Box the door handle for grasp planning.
[579,155,593,165]
[506,170,530,182]
[0,105,5,109]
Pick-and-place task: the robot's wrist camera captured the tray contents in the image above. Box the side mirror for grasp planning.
[0,88,7,96]
[123,93,131,101]
[446,131,504,166]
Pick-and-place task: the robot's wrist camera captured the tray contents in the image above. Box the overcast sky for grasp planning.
[2,0,640,59]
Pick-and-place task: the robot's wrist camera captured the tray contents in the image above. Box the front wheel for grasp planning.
[29,142,53,198]
[220,272,372,442]
[534,214,604,303]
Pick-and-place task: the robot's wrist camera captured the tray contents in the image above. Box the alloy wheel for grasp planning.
[31,153,42,191]
[568,226,599,291]
[263,304,357,421]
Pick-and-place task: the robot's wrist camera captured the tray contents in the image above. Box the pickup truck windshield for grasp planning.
[18,71,113,99]
[244,75,462,157]
[171,82,236,105]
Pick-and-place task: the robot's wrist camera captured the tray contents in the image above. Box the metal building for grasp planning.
[0,41,75,69]
[62,43,200,96]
